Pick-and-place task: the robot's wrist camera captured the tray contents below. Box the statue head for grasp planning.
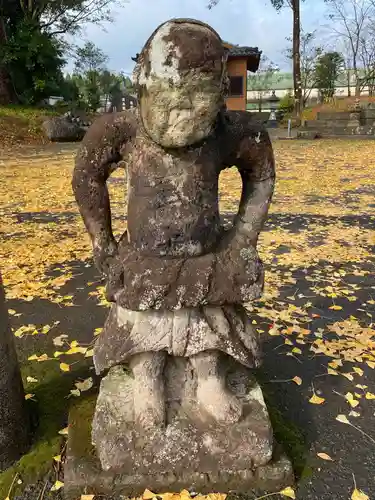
[133,19,227,148]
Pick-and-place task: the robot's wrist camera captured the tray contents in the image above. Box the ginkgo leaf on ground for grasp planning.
[53,455,61,462]
[58,427,69,436]
[329,305,343,311]
[60,363,70,372]
[309,394,325,405]
[353,367,364,376]
[317,452,334,461]
[50,480,64,491]
[349,411,361,417]
[345,393,360,408]
[351,488,369,500]
[80,495,95,500]
[292,347,302,355]
[292,376,302,385]
[75,378,93,392]
[143,489,156,499]
[280,486,296,499]
[336,414,350,425]
[24,394,35,400]
[53,334,69,347]
[365,392,375,400]
[26,376,38,383]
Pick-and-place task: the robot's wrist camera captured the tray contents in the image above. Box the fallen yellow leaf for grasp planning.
[365,392,375,400]
[292,376,302,386]
[24,394,34,400]
[280,486,296,499]
[345,393,360,408]
[336,414,350,425]
[53,455,61,462]
[80,495,95,500]
[327,368,338,376]
[75,378,93,392]
[143,489,156,500]
[309,394,325,405]
[353,367,364,376]
[50,480,64,491]
[317,452,334,461]
[351,488,369,500]
[60,363,70,372]
[58,427,69,436]
[329,305,343,311]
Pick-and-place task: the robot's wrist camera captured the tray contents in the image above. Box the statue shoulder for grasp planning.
[223,110,268,141]
[80,111,138,152]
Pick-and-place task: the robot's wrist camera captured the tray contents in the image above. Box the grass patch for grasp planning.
[0,362,91,497]
[257,373,311,481]
[0,105,58,149]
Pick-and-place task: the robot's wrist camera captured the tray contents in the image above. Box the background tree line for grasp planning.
[2,0,375,114]
[0,0,134,108]
[210,0,375,117]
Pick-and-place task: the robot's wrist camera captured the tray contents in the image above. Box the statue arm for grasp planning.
[226,124,275,250]
[72,112,136,273]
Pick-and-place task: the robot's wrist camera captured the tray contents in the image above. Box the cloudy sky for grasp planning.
[67,0,330,75]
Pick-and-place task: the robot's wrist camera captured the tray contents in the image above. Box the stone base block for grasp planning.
[64,359,294,499]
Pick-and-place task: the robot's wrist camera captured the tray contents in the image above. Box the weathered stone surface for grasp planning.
[43,116,86,142]
[296,130,321,140]
[64,364,294,499]
[0,270,29,470]
[94,305,261,374]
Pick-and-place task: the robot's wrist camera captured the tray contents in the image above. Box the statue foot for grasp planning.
[130,352,166,431]
[134,384,165,430]
[197,377,242,424]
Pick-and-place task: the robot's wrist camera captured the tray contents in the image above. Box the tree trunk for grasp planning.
[292,0,302,119]
[0,270,29,470]
[347,69,351,97]
[353,60,360,97]
[0,16,17,105]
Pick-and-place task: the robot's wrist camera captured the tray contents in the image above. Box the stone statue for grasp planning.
[69,18,293,497]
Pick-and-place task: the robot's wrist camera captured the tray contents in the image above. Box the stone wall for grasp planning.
[301,109,375,137]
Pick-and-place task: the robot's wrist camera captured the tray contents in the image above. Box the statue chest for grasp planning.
[125,133,224,256]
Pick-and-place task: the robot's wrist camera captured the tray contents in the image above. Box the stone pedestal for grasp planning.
[64,357,293,499]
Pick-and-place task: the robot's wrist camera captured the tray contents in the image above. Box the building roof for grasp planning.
[224,42,261,72]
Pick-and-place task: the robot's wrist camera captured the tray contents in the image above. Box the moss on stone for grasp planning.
[0,362,93,497]
[257,374,311,480]
[68,395,97,461]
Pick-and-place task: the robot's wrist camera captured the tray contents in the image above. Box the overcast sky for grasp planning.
[66,0,329,75]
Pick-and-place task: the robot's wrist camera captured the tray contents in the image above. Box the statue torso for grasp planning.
[126,127,224,257]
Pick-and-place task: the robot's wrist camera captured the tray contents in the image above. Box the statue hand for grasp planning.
[93,238,118,276]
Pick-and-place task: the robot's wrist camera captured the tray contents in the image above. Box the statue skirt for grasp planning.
[93,304,261,375]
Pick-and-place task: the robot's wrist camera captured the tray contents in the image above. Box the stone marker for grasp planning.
[66,18,294,498]
[0,270,29,470]
[43,116,86,142]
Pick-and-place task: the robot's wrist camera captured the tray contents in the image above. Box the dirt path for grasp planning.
[1,139,375,499]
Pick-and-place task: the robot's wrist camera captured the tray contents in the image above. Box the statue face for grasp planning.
[134,20,226,148]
